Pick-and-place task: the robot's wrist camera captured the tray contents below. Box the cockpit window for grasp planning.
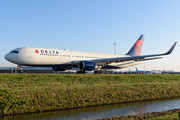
[10,51,19,54]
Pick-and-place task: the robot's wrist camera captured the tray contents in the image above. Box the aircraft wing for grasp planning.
[92,42,177,65]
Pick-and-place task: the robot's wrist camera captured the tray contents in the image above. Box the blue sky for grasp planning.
[0,0,180,71]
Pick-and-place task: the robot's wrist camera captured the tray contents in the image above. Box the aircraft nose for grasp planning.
[4,53,10,61]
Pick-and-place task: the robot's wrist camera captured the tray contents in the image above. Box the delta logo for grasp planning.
[35,50,39,53]
[35,49,59,54]
[40,50,59,54]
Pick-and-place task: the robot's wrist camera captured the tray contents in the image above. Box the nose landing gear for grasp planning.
[18,65,23,73]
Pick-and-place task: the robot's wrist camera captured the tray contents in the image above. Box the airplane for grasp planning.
[129,68,137,74]
[135,67,151,74]
[4,35,177,74]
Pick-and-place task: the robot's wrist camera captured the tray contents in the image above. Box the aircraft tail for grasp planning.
[136,67,138,72]
[126,35,145,56]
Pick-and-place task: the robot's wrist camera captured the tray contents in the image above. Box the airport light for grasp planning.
[153,64,155,70]
[163,61,165,74]
[172,64,173,71]
[177,62,178,73]
[113,43,116,54]
[163,62,165,71]
[144,62,145,74]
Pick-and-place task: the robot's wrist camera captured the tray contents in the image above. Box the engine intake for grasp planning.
[78,61,95,71]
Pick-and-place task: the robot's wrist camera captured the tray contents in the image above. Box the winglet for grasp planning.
[162,42,177,55]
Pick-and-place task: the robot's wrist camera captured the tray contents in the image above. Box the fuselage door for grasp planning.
[27,50,32,58]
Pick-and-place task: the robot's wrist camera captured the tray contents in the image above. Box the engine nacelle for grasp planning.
[52,67,66,71]
[78,61,95,71]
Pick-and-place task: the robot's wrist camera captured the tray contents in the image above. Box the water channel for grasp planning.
[1,98,180,120]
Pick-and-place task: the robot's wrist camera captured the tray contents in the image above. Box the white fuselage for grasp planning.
[5,47,143,69]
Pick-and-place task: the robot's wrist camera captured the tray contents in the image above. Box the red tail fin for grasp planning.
[126,35,145,56]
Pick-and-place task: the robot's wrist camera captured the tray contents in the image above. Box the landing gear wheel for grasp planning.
[94,70,103,74]
[18,65,23,73]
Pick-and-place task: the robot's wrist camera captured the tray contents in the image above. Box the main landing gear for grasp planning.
[94,70,103,74]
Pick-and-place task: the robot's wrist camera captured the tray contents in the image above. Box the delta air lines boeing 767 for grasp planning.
[4,35,177,73]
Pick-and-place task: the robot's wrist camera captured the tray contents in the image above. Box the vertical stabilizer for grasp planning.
[126,35,145,56]
[136,67,138,72]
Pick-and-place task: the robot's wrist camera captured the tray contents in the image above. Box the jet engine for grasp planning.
[78,61,96,71]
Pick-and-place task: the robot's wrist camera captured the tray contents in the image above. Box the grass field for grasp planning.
[0,74,180,116]
[100,109,179,120]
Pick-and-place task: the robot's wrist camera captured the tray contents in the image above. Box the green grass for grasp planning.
[147,112,178,120]
[0,74,180,116]
[103,109,179,120]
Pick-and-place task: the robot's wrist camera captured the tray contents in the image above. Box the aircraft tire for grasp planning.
[94,70,103,74]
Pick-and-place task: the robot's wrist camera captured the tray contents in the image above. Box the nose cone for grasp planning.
[4,53,10,61]
[4,53,18,64]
